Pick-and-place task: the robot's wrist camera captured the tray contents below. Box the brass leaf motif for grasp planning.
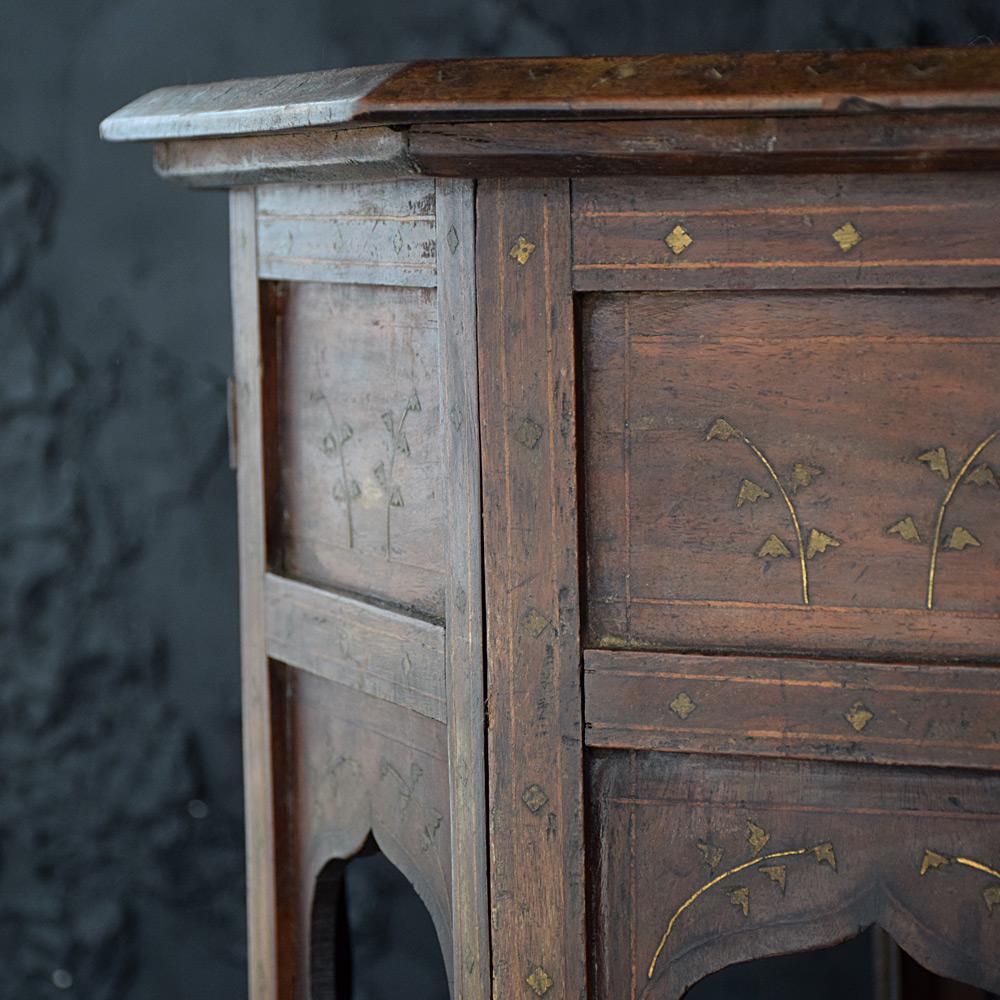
[944,526,980,551]
[917,447,950,480]
[806,528,841,559]
[887,516,921,543]
[526,967,553,996]
[757,534,791,559]
[831,221,863,252]
[697,839,723,873]
[845,701,874,733]
[966,463,999,489]
[812,843,837,870]
[728,886,750,917]
[747,821,770,856]
[984,885,1000,915]
[669,691,697,720]
[759,864,787,894]
[509,235,536,265]
[665,224,693,256]
[737,478,771,508]
[789,463,823,493]
[920,849,951,876]
[706,417,738,441]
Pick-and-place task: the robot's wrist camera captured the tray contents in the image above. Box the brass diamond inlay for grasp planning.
[521,607,551,639]
[665,224,693,256]
[845,701,874,733]
[522,783,549,814]
[669,691,697,720]
[509,235,536,265]
[832,221,863,252]
[527,967,553,995]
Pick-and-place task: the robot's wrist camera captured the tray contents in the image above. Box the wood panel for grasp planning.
[271,663,453,999]
[589,751,1000,1000]
[270,280,446,620]
[584,649,1000,771]
[436,178,492,1000]
[476,179,586,1000]
[583,290,1000,661]
[230,188,277,1000]
[572,173,1000,291]
[264,573,446,723]
[256,181,436,287]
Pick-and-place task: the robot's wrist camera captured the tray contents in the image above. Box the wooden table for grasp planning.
[103,49,1000,1000]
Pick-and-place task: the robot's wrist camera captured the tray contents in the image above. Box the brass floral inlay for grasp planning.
[665,224,693,256]
[737,478,770,507]
[669,692,697,720]
[887,516,921,543]
[526,967,553,996]
[647,820,837,981]
[521,784,549,814]
[919,849,1000,915]
[831,221,863,252]
[509,235,536,265]
[845,701,874,733]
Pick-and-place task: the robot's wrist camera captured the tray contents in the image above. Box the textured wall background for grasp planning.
[2,1,998,998]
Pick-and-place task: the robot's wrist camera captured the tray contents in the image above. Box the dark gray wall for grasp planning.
[2,1,998,997]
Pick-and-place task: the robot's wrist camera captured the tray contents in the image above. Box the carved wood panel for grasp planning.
[583,289,1000,660]
[589,750,1000,1000]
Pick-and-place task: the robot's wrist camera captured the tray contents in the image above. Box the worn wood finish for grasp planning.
[101,48,1000,142]
[256,181,436,287]
[271,663,453,998]
[589,751,1000,1000]
[476,179,586,1000]
[584,649,1000,771]
[408,113,1000,178]
[269,279,446,620]
[583,288,1000,661]
[264,573,447,723]
[573,173,1000,291]
[230,188,278,1000]
[436,178,492,1000]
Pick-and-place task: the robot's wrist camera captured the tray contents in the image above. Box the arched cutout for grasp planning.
[684,927,999,1000]
[310,836,449,1000]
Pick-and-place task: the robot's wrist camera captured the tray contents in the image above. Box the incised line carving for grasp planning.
[647,820,837,980]
[919,848,1000,915]
[374,391,421,559]
[314,390,359,549]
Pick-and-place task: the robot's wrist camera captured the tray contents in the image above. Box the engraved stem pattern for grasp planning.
[926,428,1000,609]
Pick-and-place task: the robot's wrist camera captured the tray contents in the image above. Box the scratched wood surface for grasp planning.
[269,279,446,620]
[270,663,453,999]
[589,751,1000,1000]
[584,650,1000,771]
[572,173,1000,291]
[256,181,437,287]
[583,289,1000,661]
[476,179,586,1000]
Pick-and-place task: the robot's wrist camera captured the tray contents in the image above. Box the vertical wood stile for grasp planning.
[476,179,586,1000]
[230,188,278,1000]
[437,178,493,1000]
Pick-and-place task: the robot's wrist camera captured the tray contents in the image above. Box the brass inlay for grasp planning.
[706,417,835,604]
[521,784,549,814]
[697,840,723,873]
[757,534,791,559]
[759,864,787,894]
[919,849,1000,916]
[924,428,1000,609]
[514,417,543,450]
[521,607,551,639]
[831,222,863,252]
[918,446,951,480]
[944,526,980,551]
[669,691,697,720]
[665,224,693,256]
[737,478,771,507]
[887,516,921,543]
[509,235,536,265]
[845,701,874,733]
[966,462,999,488]
[747,821,770,856]
[728,886,749,916]
[806,528,840,560]
[648,835,837,980]
[526,967,553,996]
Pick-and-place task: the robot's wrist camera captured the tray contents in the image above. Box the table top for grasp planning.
[100,47,1000,143]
